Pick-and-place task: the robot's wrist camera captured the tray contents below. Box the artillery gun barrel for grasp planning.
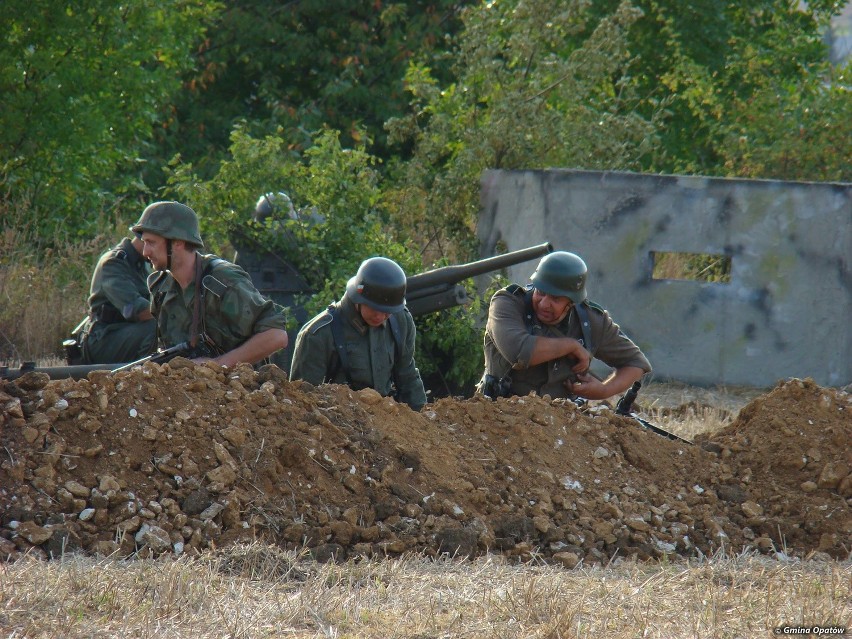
[406,242,553,295]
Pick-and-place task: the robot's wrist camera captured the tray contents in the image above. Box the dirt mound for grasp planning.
[1,363,849,565]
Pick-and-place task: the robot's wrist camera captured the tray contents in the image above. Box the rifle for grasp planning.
[111,341,196,373]
[615,381,692,444]
[405,243,553,316]
[1,340,207,382]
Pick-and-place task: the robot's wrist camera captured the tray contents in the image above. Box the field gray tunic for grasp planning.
[291,295,427,410]
[483,285,651,399]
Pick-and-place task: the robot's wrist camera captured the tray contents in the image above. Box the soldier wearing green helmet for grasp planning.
[290,256,427,410]
[479,250,651,401]
[132,201,289,367]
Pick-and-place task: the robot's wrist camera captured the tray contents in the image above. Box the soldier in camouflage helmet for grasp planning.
[78,231,157,364]
[479,251,651,401]
[290,257,427,410]
[132,201,288,366]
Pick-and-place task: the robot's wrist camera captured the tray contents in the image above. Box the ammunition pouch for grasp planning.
[478,373,512,400]
[92,304,125,324]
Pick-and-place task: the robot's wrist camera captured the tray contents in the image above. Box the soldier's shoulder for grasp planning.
[584,299,607,314]
[202,255,252,288]
[301,309,334,336]
[491,284,527,304]
[202,254,238,276]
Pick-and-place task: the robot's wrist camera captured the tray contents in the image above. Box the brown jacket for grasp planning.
[483,285,651,398]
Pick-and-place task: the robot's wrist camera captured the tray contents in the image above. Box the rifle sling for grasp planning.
[190,254,204,350]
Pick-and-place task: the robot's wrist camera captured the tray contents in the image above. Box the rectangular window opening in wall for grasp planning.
[651,251,732,283]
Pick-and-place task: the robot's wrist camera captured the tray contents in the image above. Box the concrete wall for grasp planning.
[478,169,852,388]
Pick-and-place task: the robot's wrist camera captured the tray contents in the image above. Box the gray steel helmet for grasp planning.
[255,191,296,223]
[131,201,204,246]
[346,257,407,314]
[530,251,588,302]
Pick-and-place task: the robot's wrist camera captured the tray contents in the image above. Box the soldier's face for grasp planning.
[532,289,572,325]
[358,304,391,327]
[141,232,168,270]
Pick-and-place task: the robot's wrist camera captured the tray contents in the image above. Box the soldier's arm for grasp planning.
[290,320,335,386]
[488,292,589,372]
[393,312,427,410]
[100,258,150,321]
[214,328,288,367]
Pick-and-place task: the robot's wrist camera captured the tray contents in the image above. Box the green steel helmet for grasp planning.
[254,191,296,223]
[131,201,204,246]
[530,251,588,302]
[345,257,407,314]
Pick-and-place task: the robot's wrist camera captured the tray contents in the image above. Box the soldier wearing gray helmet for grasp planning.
[132,201,288,367]
[290,257,427,410]
[480,251,650,401]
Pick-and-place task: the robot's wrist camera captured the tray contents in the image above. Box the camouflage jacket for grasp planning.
[149,253,287,354]
[87,237,151,323]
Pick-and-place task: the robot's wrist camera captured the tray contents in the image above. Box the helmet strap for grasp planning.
[166,238,173,272]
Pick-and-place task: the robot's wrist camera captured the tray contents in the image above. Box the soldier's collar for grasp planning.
[340,296,369,335]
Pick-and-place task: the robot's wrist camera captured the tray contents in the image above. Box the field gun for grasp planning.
[405,242,553,316]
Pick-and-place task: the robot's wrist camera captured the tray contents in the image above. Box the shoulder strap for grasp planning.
[387,314,402,355]
[195,256,231,353]
[522,286,536,332]
[327,305,351,384]
[574,302,593,353]
[190,255,204,349]
[387,313,404,395]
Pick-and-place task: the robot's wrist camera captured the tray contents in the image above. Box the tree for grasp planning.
[584,0,849,179]
[0,0,220,240]
[386,0,662,261]
[149,0,470,183]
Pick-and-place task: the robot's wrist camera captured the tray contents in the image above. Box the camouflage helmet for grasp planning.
[131,201,203,246]
[345,257,407,314]
[530,251,587,302]
[254,191,297,223]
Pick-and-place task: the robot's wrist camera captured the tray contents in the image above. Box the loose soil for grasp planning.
[1,360,850,566]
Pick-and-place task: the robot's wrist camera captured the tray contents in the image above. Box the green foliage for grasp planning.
[0,0,221,241]
[386,0,662,262]
[150,0,470,182]
[584,0,849,179]
[164,127,415,316]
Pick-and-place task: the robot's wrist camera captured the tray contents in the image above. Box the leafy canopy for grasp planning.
[0,0,221,238]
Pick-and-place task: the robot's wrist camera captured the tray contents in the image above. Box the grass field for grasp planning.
[1,544,849,638]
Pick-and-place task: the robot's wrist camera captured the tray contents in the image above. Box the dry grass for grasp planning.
[1,544,849,638]
[0,228,100,363]
[0,201,132,363]
[635,381,765,441]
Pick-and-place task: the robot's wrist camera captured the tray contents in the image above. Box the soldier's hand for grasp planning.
[567,340,591,373]
[569,372,607,400]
